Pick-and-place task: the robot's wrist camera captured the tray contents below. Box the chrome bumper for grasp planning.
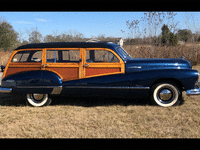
[186,81,200,95]
[0,86,12,94]
[186,88,200,95]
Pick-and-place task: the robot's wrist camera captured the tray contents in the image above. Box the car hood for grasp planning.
[125,58,192,73]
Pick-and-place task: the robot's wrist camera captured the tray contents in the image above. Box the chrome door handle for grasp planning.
[128,66,142,69]
[83,64,90,67]
[42,64,49,67]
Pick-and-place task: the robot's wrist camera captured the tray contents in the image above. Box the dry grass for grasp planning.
[124,44,200,66]
[0,88,200,138]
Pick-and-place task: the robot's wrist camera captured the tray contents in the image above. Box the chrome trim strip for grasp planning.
[0,87,12,93]
[51,86,62,94]
[128,66,142,69]
[16,86,62,95]
[64,86,149,90]
[130,87,150,89]
[17,86,61,88]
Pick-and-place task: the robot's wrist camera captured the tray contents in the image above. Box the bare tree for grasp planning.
[28,27,43,43]
[142,12,166,45]
[126,19,140,39]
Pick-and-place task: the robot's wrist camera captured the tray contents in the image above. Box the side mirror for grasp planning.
[1,65,5,72]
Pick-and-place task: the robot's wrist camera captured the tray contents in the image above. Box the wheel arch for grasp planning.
[150,78,184,92]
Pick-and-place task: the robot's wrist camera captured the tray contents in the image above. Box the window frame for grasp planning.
[46,49,81,63]
[11,50,43,63]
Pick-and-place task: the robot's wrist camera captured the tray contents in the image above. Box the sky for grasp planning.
[0,12,200,41]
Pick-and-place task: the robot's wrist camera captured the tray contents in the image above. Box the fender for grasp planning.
[127,69,199,91]
[1,70,62,94]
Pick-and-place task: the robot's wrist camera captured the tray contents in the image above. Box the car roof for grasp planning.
[15,42,119,50]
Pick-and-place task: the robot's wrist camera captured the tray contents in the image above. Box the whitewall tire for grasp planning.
[27,94,52,107]
[150,82,181,107]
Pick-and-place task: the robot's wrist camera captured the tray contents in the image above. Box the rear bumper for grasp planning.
[0,86,12,94]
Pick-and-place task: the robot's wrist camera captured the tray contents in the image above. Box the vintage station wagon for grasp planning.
[0,42,200,107]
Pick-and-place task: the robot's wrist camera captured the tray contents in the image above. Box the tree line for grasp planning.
[123,12,200,46]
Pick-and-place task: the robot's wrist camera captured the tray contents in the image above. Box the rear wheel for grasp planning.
[27,94,52,107]
[150,82,181,107]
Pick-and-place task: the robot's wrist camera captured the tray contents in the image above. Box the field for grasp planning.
[0,46,200,138]
[0,89,200,138]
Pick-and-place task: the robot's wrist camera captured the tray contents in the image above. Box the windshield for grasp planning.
[116,47,132,60]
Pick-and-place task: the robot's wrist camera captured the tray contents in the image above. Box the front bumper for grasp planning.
[186,88,200,95]
[186,81,200,95]
[0,86,12,94]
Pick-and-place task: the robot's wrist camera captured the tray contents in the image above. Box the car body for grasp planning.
[0,42,200,107]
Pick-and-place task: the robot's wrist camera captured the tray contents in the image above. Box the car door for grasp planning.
[74,48,127,96]
[4,49,43,77]
[43,48,83,81]
[83,48,125,78]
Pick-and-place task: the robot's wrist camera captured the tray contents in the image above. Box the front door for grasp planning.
[83,48,125,78]
[43,48,83,81]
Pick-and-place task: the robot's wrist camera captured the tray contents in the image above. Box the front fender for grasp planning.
[2,70,62,94]
[128,69,199,91]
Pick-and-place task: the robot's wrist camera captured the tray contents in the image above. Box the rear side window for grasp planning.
[46,50,80,63]
[12,50,42,63]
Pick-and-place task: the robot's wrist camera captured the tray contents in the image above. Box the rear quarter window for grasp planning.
[12,50,42,63]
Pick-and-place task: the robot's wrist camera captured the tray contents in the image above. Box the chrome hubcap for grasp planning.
[159,89,172,101]
[33,94,44,101]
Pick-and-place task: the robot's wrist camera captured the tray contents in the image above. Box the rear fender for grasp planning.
[2,70,62,94]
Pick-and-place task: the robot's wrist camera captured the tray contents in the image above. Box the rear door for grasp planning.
[43,48,83,81]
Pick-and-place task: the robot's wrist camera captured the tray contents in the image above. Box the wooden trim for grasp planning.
[79,48,84,79]
[44,48,81,81]
[2,50,17,78]
[44,63,79,68]
[3,47,125,81]
[3,49,44,78]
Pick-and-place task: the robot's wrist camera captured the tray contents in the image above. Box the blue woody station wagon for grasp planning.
[0,42,199,107]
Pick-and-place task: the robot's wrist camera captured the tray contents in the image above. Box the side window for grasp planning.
[86,50,119,63]
[62,50,80,62]
[46,50,80,63]
[46,50,57,63]
[11,50,42,63]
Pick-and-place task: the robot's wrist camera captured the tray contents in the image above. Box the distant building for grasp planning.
[178,41,185,45]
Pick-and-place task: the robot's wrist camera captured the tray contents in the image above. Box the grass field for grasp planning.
[0,47,200,138]
[0,91,200,138]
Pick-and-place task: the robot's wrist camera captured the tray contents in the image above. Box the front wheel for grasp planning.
[150,82,181,107]
[27,94,52,107]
